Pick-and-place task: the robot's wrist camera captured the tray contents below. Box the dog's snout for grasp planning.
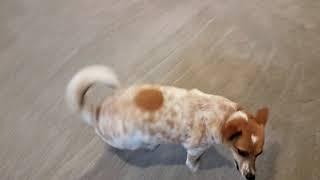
[245,173,255,180]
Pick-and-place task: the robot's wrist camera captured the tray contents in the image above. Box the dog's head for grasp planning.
[222,107,269,180]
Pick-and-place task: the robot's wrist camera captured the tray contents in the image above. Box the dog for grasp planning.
[66,65,269,180]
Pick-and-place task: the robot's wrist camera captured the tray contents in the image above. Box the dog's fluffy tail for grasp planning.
[66,65,120,126]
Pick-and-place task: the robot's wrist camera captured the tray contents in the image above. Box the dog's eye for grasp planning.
[237,149,249,157]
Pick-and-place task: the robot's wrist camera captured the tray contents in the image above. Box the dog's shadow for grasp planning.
[80,141,280,180]
[108,144,233,169]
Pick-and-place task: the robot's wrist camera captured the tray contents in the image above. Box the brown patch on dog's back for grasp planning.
[134,88,164,112]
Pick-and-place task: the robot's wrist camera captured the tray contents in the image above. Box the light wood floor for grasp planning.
[1,0,319,179]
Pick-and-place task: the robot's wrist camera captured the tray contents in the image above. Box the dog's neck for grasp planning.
[218,105,245,144]
[203,102,242,145]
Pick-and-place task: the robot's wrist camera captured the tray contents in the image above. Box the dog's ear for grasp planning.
[222,118,246,142]
[255,107,269,126]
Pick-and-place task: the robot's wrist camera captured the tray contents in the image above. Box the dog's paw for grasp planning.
[145,144,160,152]
[186,159,200,173]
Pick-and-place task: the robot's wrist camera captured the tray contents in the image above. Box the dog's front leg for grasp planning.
[185,147,207,172]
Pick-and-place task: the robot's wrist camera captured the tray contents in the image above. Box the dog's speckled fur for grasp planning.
[66,65,269,178]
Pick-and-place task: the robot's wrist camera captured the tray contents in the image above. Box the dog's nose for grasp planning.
[245,173,255,180]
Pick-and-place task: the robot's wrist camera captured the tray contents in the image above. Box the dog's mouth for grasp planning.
[234,160,239,171]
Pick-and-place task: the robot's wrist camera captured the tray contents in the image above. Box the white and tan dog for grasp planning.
[66,65,268,180]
